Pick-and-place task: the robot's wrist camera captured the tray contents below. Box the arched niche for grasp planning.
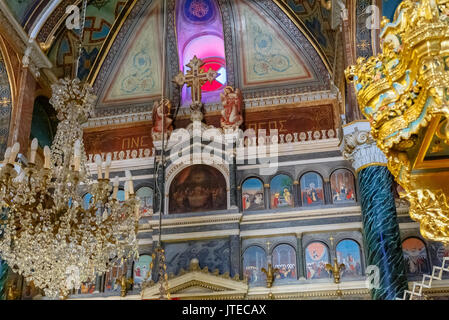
[300,172,325,207]
[241,177,265,211]
[133,255,152,290]
[336,239,363,279]
[168,164,228,214]
[103,264,127,293]
[402,237,431,276]
[242,245,267,286]
[304,241,330,280]
[330,168,356,204]
[272,244,297,281]
[269,174,294,209]
[136,186,154,217]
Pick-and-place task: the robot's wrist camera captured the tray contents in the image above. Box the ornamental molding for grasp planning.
[149,213,242,229]
[83,91,338,128]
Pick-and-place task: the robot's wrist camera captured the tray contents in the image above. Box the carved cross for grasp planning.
[173,55,219,106]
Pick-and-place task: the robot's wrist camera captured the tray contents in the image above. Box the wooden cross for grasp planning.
[173,55,219,106]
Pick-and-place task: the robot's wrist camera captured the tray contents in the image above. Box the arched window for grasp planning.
[176,0,227,105]
[169,165,227,214]
[104,264,127,293]
[270,174,294,209]
[402,237,431,276]
[300,172,324,206]
[136,187,154,217]
[330,169,356,204]
[272,244,297,280]
[133,255,152,289]
[243,246,267,286]
[242,178,264,211]
[336,239,363,279]
[305,241,330,279]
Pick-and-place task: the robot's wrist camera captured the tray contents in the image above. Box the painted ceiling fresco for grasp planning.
[235,0,313,87]
[47,0,126,80]
[283,0,335,68]
[4,0,35,25]
[102,2,162,104]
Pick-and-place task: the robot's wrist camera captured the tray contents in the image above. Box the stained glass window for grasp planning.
[176,0,226,105]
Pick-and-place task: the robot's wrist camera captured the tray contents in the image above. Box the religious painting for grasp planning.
[242,178,264,211]
[79,280,96,295]
[165,239,231,275]
[104,264,127,293]
[331,169,356,203]
[169,165,227,214]
[136,187,153,217]
[402,238,431,276]
[305,242,330,279]
[300,172,324,206]
[243,246,267,286]
[270,174,294,209]
[133,255,152,289]
[336,240,363,279]
[272,244,297,280]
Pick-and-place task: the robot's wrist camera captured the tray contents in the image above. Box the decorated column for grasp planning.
[341,121,408,300]
[229,235,241,278]
[263,183,271,209]
[293,180,301,207]
[295,233,305,280]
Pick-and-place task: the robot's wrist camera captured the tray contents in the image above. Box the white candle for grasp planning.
[73,140,81,171]
[9,142,20,164]
[94,154,103,179]
[135,205,140,219]
[125,170,134,195]
[124,180,129,201]
[30,138,38,164]
[3,147,11,164]
[43,146,51,169]
[104,154,112,179]
[112,176,119,200]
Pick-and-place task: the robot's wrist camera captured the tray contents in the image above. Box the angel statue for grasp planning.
[220,86,244,129]
[152,98,173,141]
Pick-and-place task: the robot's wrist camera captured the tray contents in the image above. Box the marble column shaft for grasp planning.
[341,121,408,300]
[358,166,408,300]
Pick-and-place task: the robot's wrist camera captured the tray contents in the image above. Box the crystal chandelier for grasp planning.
[0,78,140,299]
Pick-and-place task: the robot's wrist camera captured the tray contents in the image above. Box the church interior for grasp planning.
[0,0,449,301]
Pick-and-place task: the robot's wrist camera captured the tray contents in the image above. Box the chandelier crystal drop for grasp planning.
[0,78,140,299]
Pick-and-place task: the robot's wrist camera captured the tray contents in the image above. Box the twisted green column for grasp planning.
[0,260,6,299]
[342,121,408,300]
[358,165,408,300]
